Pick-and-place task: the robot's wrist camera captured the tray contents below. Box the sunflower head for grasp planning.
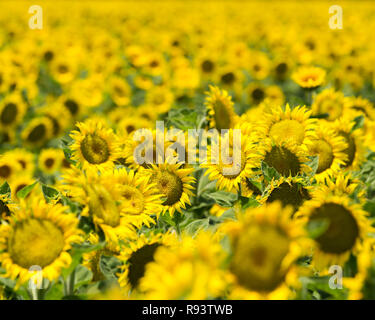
[0,92,27,129]
[0,154,23,184]
[296,194,373,269]
[292,66,326,89]
[329,116,366,171]
[312,89,345,121]
[147,163,195,216]
[38,148,64,174]
[262,177,311,212]
[118,232,177,294]
[21,117,53,148]
[257,104,316,146]
[306,121,348,182]
[70,119,122,171]
[0,195,82,285]
[260,140,310,178]
[205,85,237,131]
[138,232,227,299]
[224,202,304,299]
[202,130,259,192]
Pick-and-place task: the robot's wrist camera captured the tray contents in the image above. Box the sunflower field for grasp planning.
[0,0,375,301]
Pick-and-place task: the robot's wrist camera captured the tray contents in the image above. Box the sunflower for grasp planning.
[50,56,77,84]
[236,106,266,141]
[344,97,375,151]
[247,83,267,106]
[216,66,243,93]
[59,94,86,119]
[118,232,177,295]
[139,232,228,299]
[136,105,159,123]
[296,194,373,270]
[306,121,348,182]
[343,241,375,300]
[143,52,165,76]
[292,66,326,89]
[226,41,251,69]
[9,175,37,202]
[82,232,125,282]
[256,104,317,146]
[60,167,135,245]
[117,116,153,136]
[313,173,366,201]
[38,148,64,174]
[264,86,285,106]
[223,202,304,299]
[114,168,163,228]
[40,103,72,138]
[0,195,82,287]
[70,119,122,171]
[145,86,174,114]
[261,176,311,213]
[195,53,217,79]
[133,74,154,91]
[258,139,311,179]
[123,128,170,170]
[248,51,271,80]
[201,130,259,193]
[144,163,195,216]
[0,92,27,130]
[344,96,375,121]
[2,149,35,175]
[108,77,131,107]
[329,116,366,171]
[272,56,293,81]
[311,89,346,121]
[21,117,53,148]
[71,76,104,108]
[205,85,238,131]
[0,155,22,184]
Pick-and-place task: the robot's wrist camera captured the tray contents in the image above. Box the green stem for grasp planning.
[65,269,76,296]
[173,213,181,235]
[305,89,315,107]
[31,286,38,300]
[69,268,76,295]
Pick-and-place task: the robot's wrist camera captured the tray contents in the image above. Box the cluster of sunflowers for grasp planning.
[0,1,375,300]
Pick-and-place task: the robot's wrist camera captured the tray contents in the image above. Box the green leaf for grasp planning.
[261,161,281,182]
[44,282,65,300]
[42,184,60,200]
[184,218,210,234]
[60,195,79,213]
[99,255,122,280]
[364,200,375,217]
[74,265,93,290]
[0,181,10,195]
[62,242,105,279]
[239,196,260,210]
[216,208,236,221]
[197,171,217,197]
[307,219,330,239]
[203,191,237,207]
[71,242,106,254]
[16,181,38,199]
[352,115,365,131]
[0,276,17,289]
[307,155,319,176]
[304,276,349,300]
[245,179,263,195]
